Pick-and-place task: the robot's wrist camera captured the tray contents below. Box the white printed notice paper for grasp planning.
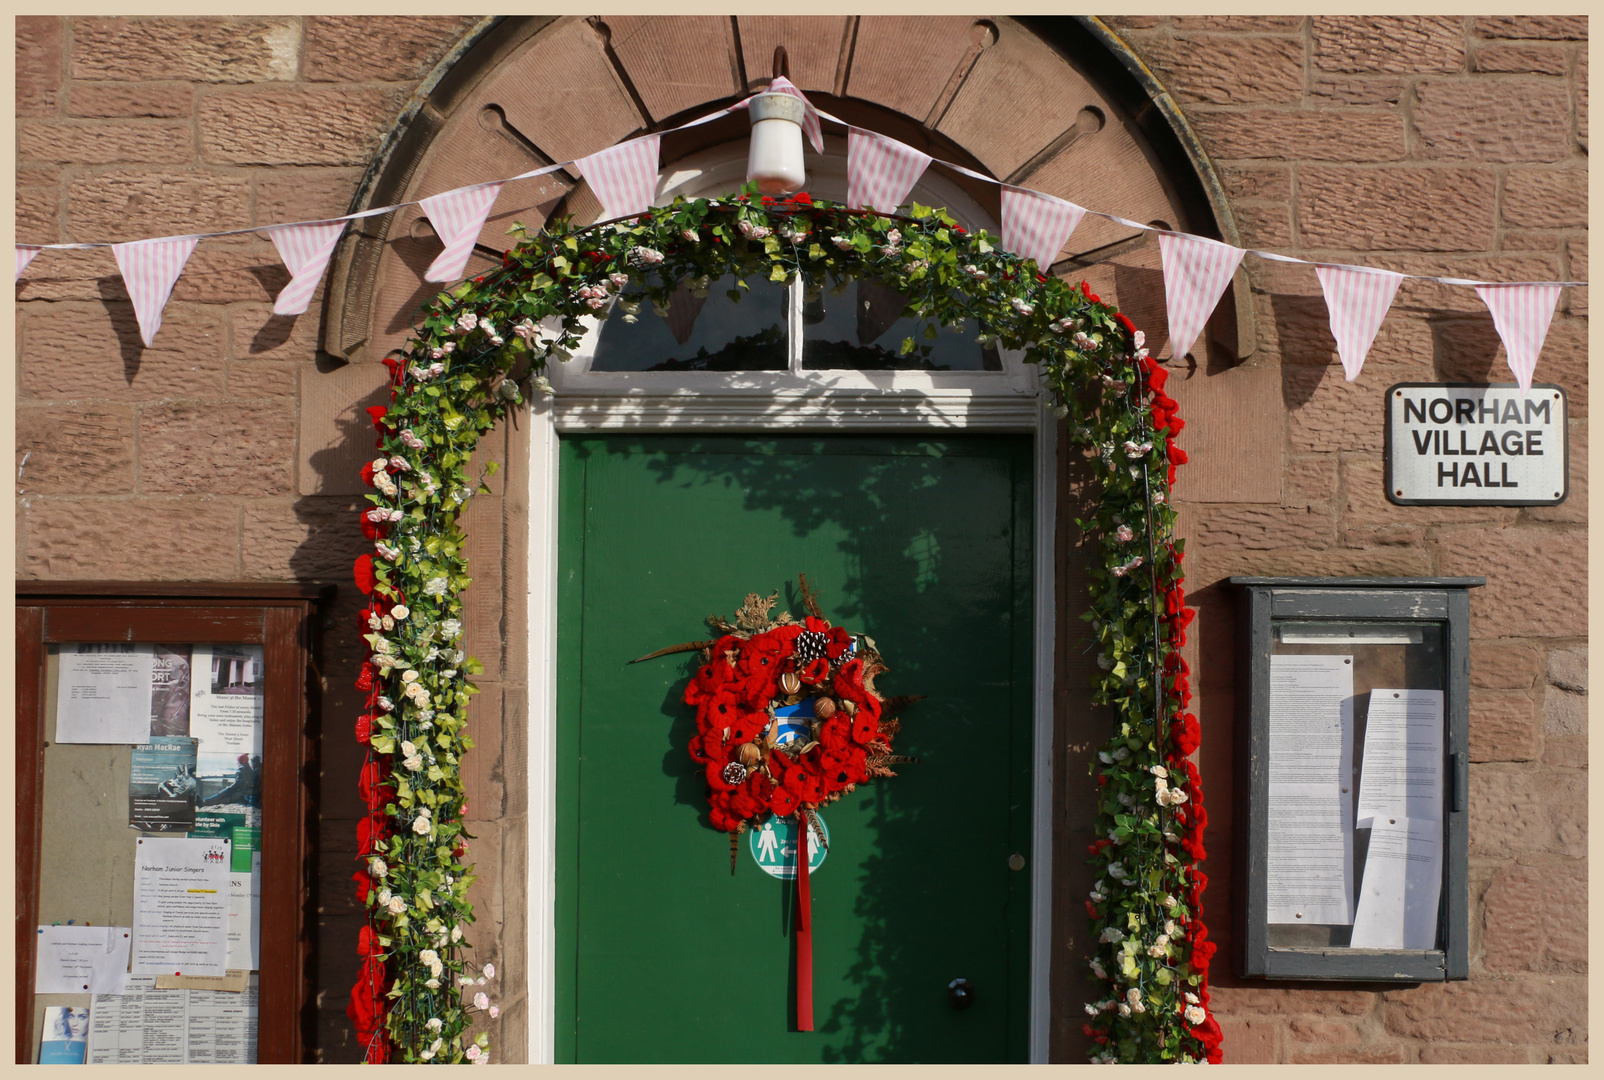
[55,644,156,744]
[190,644,266,803]
[87,973,258,1064]
[189,644,264,759]
[1349,688,1446,949]
[1349,817,1443,949]
[132,836,230,977]
[35,925,132,995]
[1267,654,1355,925]
[1356,690,1444,826]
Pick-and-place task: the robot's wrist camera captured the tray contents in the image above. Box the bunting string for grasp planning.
[15,245,41,282]
[111,236,197,347]
[575,134,663,222]
[846,127,932,213]
[17,81,1583,381]
[1001,185,1087,279]
[1473,284,1564,392]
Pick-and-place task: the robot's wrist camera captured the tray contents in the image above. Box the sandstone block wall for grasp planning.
[13,17,504,1064]
[15,15,1586,1065]
[1107,14,1588,1065]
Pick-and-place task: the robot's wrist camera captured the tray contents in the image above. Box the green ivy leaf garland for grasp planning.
[348,188,1211,1064]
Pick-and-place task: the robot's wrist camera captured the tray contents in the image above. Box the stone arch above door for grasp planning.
[322,15,1254,369]
[309,18,1269,1063]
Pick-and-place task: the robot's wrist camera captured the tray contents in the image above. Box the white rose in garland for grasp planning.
[348,185,1211,1064]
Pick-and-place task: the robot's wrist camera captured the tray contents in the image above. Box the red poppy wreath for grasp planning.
[638,575,920,1030]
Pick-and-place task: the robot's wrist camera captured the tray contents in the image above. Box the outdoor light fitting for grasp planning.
[747,46,806,195]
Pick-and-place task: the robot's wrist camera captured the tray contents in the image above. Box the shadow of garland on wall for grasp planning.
[344,188,1216,1064]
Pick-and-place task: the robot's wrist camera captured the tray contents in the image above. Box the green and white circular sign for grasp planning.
[749,812,828,879]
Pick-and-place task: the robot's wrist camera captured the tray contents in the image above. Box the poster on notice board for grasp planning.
[129,738,200,833]
[55,643,154,744]
[38,1005,91,1064]
[189,646,265,821]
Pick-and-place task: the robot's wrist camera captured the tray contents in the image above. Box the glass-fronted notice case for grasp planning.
[1231,577,1482,982]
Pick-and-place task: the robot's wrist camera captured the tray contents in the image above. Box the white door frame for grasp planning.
[523,149,1058,1063]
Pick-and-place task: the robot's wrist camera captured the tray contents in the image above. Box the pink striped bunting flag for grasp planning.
[113,236,199,347]
[1001,186,1086,273]
[1315,264,1404,382]
[421,183,504,283]
[1475,283,1563,391]
[266,219,350,316]
[575,134,662,221]
[764,75,824,153]
[663,279,710,346]
[847,128,931,213]
[1158,232,1245,362]
[16,245,42,282]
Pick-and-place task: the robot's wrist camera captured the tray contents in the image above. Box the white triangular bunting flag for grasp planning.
[847,128,931,213]
[16,245,42,282]
[112,236,198,347]
[1315,264,1404,382]
[764,75,824,153]
[1001,186,1086,273]
[266,219,350,316]
[1158,232,1245,362]
[421,183,504,283]
[575,134,662,222]
[1474,283,1563,391]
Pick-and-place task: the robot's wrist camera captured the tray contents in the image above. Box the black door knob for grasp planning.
[947,977,975,1010]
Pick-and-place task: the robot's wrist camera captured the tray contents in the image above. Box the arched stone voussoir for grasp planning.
[325,16,1236,368]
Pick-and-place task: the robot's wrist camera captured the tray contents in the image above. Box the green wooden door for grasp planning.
[556,434,1034,1063]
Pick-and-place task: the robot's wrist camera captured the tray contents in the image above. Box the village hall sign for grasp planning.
[1385,383,1568,506]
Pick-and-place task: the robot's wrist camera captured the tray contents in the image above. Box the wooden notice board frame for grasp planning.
[15,582,330,1064]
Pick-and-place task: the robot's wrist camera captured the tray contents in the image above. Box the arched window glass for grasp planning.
[590,272,997,373]
[801,278,1000,371]
[590,274,788,372]
[588,138,999,375]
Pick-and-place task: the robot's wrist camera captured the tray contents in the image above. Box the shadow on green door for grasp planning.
[556,435,1034,1063]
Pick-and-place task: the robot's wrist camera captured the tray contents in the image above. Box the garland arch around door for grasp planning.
[345,188,1218,1065]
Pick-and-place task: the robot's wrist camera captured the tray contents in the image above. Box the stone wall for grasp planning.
[15,15,1587,1065]
[13,16,501,1064]
[1105,14,1589,1065]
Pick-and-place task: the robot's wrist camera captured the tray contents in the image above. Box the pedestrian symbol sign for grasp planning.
[749,812,828,879]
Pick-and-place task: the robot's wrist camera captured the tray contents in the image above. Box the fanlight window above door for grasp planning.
[589,272,1001,374]
[591,273,790,373]
[799,279,1000,372]
[554,137,1035,403]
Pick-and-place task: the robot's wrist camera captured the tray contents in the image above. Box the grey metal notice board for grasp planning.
[1230,577,1482,982]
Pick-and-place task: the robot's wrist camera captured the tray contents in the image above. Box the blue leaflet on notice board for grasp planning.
[39,1006,90,1063]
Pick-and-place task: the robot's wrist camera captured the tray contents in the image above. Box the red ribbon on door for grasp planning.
[795,815,813,1031]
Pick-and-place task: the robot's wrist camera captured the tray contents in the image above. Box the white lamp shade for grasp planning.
[747,93,806,195]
